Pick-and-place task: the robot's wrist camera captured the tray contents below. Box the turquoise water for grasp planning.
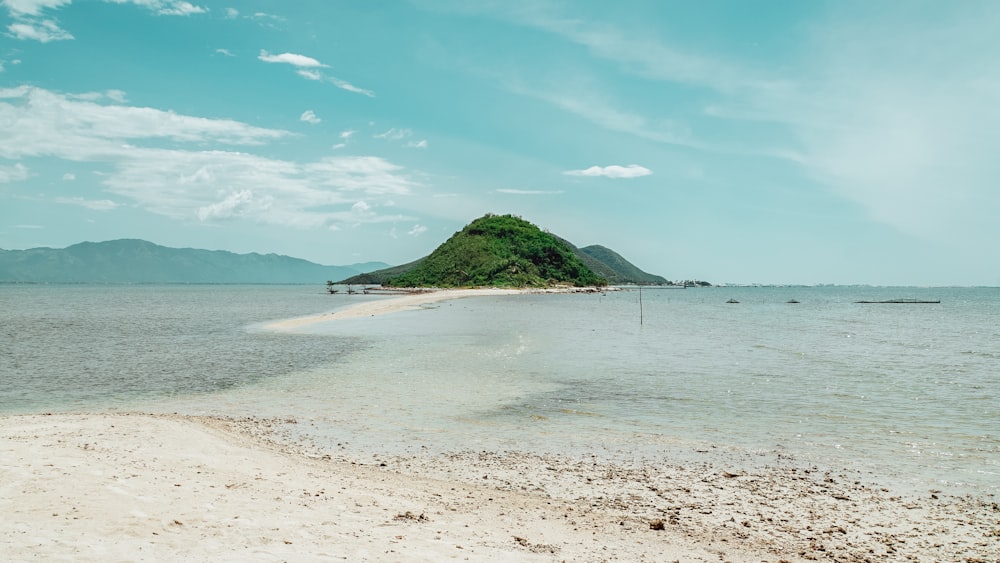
[2,284,998,493]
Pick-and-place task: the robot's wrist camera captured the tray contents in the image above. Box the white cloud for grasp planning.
[563,164,652,179]
[303,156,414,195]
[0,162,29,182]
[256,51,374,96]
[153,1,205,16]
[496,188,564,195]
[62,172,75,180]
[223,7,237,18]
[3,1,206,43]
[407,224,427,236]
[375,128,412,141]
[406,139,428,149]
[55,196,119,211]
[0,86,418,230]
[332,130,355,150]
[215,48,234,57]
[299,110,321,125]
[0,86,290,158]
[7,19,73,42]
[106,1,207,16]
[329,77,375,97]
[3,0,71,17]
[258,50,327,68]
[105,89,127,103]
[195,188,255,221]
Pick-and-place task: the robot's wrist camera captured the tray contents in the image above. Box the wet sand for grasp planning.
[2,413,996,561]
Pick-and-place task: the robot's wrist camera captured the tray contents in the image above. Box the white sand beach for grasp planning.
[1,413,996,561]
[263,287,601,330]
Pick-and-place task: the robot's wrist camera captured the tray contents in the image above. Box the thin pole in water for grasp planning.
[639,284,644,325]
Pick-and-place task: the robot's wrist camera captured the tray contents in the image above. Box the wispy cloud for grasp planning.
[55,196,119,211]
[374,128,426,148]
[328,77,375,97]
[0,87,418,229]
[258,50,327,68]
[374,128,412,141]
[332,130,355,150]
[756,3,1000,240]
[7,19,73,42]
[0,162,29,182]
[299,110,321,125]
[215,48,234,57]
[564,164,651,179]
[407,224,427,236]
[257,50,375,96]
[496,188,564,195]
[3,0,207,42]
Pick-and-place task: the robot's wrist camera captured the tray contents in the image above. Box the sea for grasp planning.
[2,284,997,495]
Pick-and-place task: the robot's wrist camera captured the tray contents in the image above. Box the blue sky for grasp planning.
[1,1,998,285]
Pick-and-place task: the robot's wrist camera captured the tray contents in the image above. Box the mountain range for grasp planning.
[0,239,389,284]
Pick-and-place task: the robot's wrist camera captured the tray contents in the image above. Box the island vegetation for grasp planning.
[383,214,606,288]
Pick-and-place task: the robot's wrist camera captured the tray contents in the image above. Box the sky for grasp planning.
[1,1,998,285]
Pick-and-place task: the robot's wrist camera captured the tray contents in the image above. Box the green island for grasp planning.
[339,214,669,288]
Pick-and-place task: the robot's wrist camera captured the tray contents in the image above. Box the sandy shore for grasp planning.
[263,287,602,330]
[2,413,996,562]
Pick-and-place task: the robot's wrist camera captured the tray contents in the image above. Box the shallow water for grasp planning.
[2,284,997,494]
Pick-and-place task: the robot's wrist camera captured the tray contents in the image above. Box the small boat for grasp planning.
[787,299,800,304]
[726,298,740,304]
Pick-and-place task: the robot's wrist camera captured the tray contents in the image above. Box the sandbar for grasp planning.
[264,287,593,330]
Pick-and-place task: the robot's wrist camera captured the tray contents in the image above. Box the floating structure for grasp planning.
[854,298,940,304]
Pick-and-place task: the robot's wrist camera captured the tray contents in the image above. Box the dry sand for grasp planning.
[2,413,997,562]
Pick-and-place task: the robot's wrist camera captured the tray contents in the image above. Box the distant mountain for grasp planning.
[0,239,389,284]
[339,214,668,287]
[576,245,668,285]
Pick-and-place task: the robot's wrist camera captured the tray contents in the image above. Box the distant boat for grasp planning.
[854,299,940,304]
[726,298,740,304]
[787,299,800,304]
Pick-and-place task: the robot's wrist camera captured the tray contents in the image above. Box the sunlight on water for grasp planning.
[3,284,998,493]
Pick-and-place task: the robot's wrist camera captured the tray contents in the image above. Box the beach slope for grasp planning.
[1,413,752,562]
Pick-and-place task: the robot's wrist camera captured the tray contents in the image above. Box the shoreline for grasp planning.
[2,412,996,561]
[263,286,608,331]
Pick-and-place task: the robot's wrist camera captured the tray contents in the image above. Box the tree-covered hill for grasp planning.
[383,214,607,288]
[339,214,671,287]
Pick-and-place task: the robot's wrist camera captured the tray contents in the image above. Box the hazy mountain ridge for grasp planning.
[577,245,668,285]
[0,239,388,284]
